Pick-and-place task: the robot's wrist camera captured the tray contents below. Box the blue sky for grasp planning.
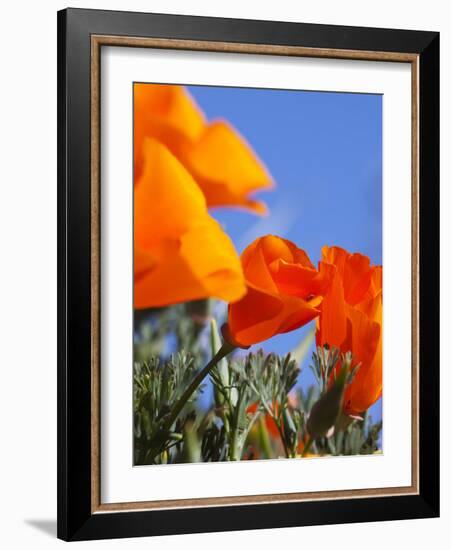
[188,85,382,422]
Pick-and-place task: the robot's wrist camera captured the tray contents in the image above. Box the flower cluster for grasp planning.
[224,236,382,418]
[133,84,382,463]
[134,84,272,309]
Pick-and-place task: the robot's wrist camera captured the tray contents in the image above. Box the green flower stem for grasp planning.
[229,429,240,461]
[168,342,235,429]
[149,341,236,461]
[229,388,246,461]
[258,416,272,459]
[274,419,290,459]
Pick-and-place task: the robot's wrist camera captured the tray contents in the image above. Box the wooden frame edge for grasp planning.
[92,34,418,62]
[90,34,420,514]
[91,35,101,513]
[411,55,420,498]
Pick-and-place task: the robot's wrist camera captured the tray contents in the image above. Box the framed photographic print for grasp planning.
[57,7,439,541]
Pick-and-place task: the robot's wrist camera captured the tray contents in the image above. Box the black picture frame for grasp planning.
[57,7,439,541]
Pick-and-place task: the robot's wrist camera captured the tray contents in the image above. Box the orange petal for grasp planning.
[318,245,383,414]
[134,138,207,247]
[278,295,322,334]
[228,287,321,347]
[321,246,350,276]
[241,235,318,295]
[272,259,335,298]
[134,246,157,279]
[316,270,348,349]
[134,84,205,141]
[264,414,280,438]
[346,304,380,370]
[134,241,206,308]
[343,304,382,414]
[240,238,279,294]
[134,225,246,308]
[362,265,383,300]
[134,139,246,308]
[260,235,296,264]
[134,84,273,213]
[246,402,280,438]
[356,290,382,326]
[343,253,374,305]
[180,220,246,304]
[134,84,206,181]
[247,402,258,415]
[134,243,225,308]
[182,120,273,214]
[227,286,284,347]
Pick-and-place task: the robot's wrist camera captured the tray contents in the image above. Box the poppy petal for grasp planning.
[240,238,280,294]
[316,269,348,349]
[182,120,273,213]
[343,253,374,305]
[227,286,284,346]
[343,304,381,414]
[272,259,335,298]
[134,84,206,180]
[134,138,206,246]
[134,139,246,308]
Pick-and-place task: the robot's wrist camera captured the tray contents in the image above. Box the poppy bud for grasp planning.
[306,364,349,439]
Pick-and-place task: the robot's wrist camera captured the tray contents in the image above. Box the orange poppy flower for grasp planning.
[134,83,273,214]
[317,246,382,416]
[224,235,335,347]
[247,402,280,438]
[134,138,247,309]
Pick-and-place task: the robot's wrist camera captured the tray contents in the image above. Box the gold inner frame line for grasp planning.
[90,34,420,514]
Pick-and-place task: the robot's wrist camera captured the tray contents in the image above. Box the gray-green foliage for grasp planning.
[133,351,204,464]
[313,412,382,456]
[212,350,300,460]
[134,301,211,363]
[234,351,301,458]
[133,303,382,465]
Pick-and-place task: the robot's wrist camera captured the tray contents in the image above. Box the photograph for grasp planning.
[133,82,383,465]
[53,6,440,541]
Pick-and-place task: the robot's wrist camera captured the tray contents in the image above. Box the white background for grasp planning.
[102,48,412,503]
[0,0,448,548]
